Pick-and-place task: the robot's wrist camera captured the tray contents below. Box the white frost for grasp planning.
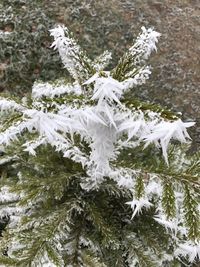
[126,198,153,219]
[175,242,200,262]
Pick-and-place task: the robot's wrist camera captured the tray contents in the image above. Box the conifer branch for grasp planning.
[0,23,199,266]
[161,180,176,219]
[183,184,200,242]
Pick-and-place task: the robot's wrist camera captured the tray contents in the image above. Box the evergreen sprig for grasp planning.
[0,24,199,266]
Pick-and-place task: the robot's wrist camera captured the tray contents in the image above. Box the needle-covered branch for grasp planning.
[0,24,199,266]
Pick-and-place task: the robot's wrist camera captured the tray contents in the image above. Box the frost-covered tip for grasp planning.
[130,26,161,62]
[49,25,83,81]
[122,66,151,90]
[84,72,124,104]
[49,24,73,55]
[154,214,178,232]
[49,24,67,44]
[175,242,200,262]
[0,98,24,112]
[143,119,195,164]
[126,198,152,219]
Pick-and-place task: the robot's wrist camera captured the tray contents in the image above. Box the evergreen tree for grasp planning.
[0,25,199,266]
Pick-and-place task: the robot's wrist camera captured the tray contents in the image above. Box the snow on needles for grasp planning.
[32,81,82,99]
[126,198,153,219]
[84,72,124,105]
[175,242,200,262]
[129,26,161,64]
[50,25,86,82]
[0,98,25,113]
[143,119,195,164]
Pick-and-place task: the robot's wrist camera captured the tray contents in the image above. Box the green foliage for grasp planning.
[134,174,145,199]
[162,180,176,219]
[0,140,199,266]
[183,184,200,241]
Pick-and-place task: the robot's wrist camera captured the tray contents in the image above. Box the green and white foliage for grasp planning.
[0,25,199,266]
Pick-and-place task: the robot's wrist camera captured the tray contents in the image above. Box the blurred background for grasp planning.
[0,0,199,148]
